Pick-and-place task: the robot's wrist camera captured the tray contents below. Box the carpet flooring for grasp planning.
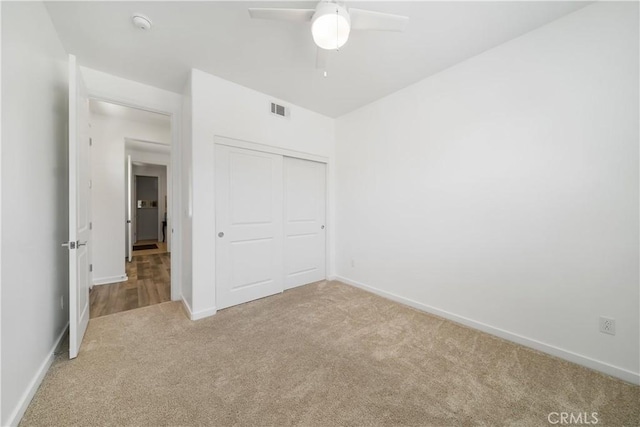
[20,281,639,426]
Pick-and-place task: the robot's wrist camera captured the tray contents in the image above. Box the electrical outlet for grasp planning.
[60,295,64,310]
[350,259,355,268]
[599,316,615,335]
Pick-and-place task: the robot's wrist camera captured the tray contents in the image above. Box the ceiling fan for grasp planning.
[248,1,409,70]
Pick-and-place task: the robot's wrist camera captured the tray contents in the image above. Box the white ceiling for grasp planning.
[47,1,590,118]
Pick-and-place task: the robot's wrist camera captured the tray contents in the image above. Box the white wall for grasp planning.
[90,114,170,285]
[132,164,168,243]
[188,69,335,318]
[180,73,193,311]
[335,2,639,383]
[0,4,3,423]
[81,66,183,301]
[127,149,170,166]
[1,2,69,425]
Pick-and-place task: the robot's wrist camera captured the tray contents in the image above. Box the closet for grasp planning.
[215,144,327,309]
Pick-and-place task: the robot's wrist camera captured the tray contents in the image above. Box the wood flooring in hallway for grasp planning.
[89,253,171,318]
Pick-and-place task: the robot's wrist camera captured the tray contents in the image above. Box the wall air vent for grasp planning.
[270,102,289,118]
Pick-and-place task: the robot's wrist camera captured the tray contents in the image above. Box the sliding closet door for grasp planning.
[283,157,327,289]
[215,145,284,310]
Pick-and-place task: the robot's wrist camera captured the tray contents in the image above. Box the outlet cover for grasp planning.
[599,316,616,335]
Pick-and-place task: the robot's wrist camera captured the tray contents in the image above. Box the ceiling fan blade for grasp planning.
[248,8,315,23]
[316,48,330,70]
[348,8,409,32]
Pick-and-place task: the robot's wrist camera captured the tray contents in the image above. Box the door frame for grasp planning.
[213,135,332,304]
[126,155,133,262]
[125,140,172,250]
[87,94,182,302]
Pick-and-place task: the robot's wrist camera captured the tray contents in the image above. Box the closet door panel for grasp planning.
[215,145,284,309]
[284,157,327,289]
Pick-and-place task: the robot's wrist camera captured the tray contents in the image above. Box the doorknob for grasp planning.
[218,232,224,238]
[61,241,76,249]
[77,241,88,247]
[321,225,325,229]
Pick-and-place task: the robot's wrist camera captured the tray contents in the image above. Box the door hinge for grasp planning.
[89,179,92,189]
[89,264,93,272]
[89,222,92,230]
[89,138,92,146]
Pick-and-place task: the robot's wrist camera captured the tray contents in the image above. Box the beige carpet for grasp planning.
[21,281,639,426]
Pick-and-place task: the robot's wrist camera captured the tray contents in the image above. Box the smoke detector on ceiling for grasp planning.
[132,14,152,31]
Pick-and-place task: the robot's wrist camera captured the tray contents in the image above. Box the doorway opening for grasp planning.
[132,164,168,255]
[136,175,160,243]
[87,99,173,318]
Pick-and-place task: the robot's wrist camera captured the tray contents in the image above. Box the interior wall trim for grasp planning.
[214,135,329,164]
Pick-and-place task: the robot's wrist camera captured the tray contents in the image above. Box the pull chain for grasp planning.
[336,8,339,51]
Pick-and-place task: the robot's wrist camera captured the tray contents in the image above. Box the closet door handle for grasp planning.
[218,232,225,238]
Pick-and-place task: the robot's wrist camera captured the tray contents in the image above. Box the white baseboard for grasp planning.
[5,323,69,427]
[180,297,193,319]
[93,274,128,286]
[191,306,217,320]
[336,276,640,385]
[181,297,217,320]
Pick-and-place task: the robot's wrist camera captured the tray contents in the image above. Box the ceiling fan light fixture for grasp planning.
[311,3,350,50]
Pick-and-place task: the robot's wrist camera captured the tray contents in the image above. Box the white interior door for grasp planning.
[67,54,91,359]
[284,157,327,289]
[126,155,132,262]
[215,145,284,310]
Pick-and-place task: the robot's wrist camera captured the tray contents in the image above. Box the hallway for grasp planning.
[89,253,171,318]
